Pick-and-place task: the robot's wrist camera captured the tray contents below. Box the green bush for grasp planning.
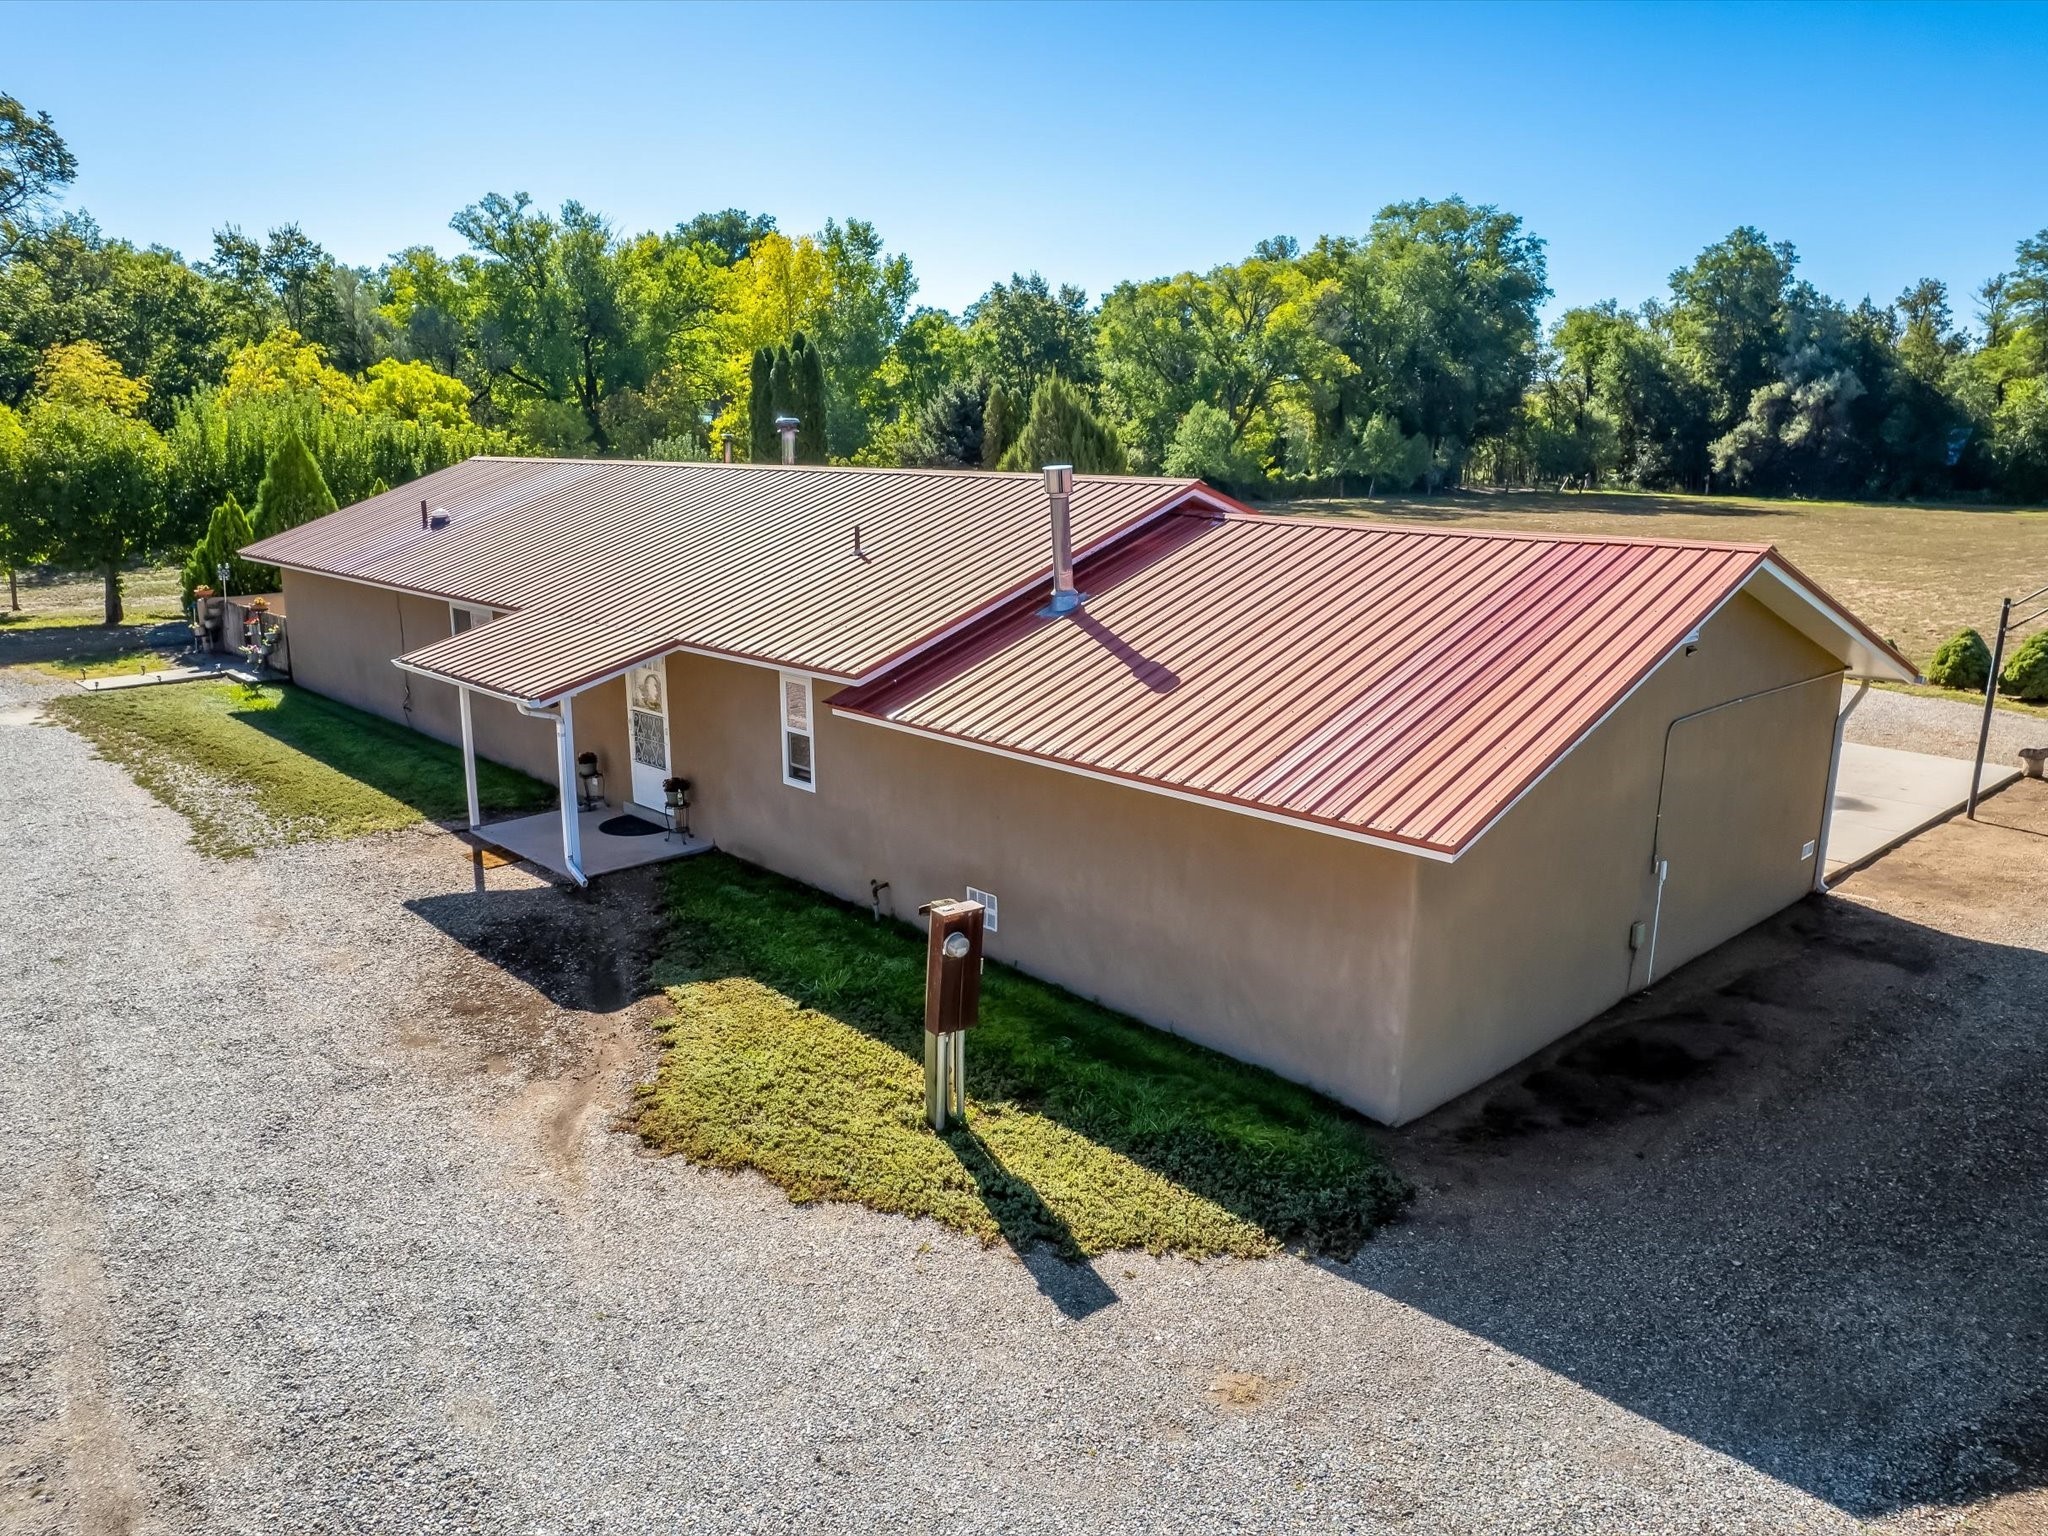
[1998,629,2048,702]
[1925,626,1992,691]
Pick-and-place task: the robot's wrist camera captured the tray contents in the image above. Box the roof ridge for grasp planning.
[467,454,1193,486]
[1180,505,1776,555]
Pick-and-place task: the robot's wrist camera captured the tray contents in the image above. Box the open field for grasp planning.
[638,854,1407,1260]
[45,679,551,857]
[1273,488,2048,676]
[0,563,185,627]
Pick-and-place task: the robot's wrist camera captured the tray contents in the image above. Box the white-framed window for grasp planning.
[779,672,816,791]
[449,602,492,636]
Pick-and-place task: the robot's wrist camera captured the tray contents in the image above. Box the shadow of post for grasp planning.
[943,1126,1120,1320]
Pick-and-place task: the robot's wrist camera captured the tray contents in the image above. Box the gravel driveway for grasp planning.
[3,665,2043,1535]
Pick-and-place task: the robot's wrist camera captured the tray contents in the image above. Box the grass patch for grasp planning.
[45,680,552,857]
[3,563,185,627]
[26,646,189,681]
[1274,487,2048,675]
[634,855,1409,1261]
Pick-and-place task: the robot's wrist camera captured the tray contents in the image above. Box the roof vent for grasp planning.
[417,499,452,531]
[775,415,799,466]
[1040,464,1084,616]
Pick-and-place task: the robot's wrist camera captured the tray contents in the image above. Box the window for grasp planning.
[780,672,815,791]
[449,603,492,635]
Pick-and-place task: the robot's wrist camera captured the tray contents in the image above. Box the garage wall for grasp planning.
[280,570,570,788]
[1396,592,1842,1123]
[661,648,1422,1122]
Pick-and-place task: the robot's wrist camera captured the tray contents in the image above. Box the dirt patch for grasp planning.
[1205,1370,1291,1413]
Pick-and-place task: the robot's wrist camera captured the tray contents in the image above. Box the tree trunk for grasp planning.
[103,563,124,626]
[7,566,16,610]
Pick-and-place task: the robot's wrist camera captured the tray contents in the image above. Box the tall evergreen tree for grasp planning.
[747,346,776,462]
[766,346,796,460]
[247,431,337,589]
[981,382,1018,469]
[792,332,828,463]
[996,375,1128,473]
[180,492,264,601]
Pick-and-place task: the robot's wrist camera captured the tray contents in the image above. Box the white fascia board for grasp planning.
[1753,558,1918,682]
[832,707,1458,863]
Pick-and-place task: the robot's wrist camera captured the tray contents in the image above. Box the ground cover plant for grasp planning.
[1276,487,2048,680]
[46,680,550,857]
[633,855,1409,1261]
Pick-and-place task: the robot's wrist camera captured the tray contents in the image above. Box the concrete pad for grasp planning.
[477,804,711,881]
[1825,741,2021,880]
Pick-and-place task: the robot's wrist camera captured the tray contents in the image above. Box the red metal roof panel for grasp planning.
[831,511,1789,857]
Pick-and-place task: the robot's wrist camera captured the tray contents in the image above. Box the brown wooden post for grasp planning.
[918,899,984,1130]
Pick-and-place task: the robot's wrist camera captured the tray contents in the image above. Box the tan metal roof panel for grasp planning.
[246,457,1203,696]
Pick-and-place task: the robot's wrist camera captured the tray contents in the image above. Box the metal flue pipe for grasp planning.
[1042,463,1082,615]
[775,416,799,465]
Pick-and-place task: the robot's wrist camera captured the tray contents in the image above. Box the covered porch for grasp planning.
[453,670,706,885]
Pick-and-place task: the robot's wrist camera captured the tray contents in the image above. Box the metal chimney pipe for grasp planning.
[420,498,429,530]
[1041,464,1082,615]
[775,416,800,466]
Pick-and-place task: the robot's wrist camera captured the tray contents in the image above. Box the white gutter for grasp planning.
[518,697,587,887]
[1813,678,1870,893]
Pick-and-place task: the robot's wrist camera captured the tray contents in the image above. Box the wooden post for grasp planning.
[918,899,985,1130]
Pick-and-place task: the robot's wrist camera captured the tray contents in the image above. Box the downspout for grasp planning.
[518,697,587,887]
[1813,678,1869,894]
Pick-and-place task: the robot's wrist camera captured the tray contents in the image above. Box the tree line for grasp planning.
[2,88,2045,621]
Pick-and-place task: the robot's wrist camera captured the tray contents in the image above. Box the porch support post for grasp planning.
[458,685,481,830]
[556,692,585,884]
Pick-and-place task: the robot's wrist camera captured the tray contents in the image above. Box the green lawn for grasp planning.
[634,855,1409,1261]
[46,680,552,857]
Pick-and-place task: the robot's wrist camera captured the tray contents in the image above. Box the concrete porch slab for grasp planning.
[477,804,711,881]
[1824,742,2021,881]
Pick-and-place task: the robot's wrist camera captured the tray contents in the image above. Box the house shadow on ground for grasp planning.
[1358,787,2048,1522]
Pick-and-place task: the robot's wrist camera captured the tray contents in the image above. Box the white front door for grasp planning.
[625,660,672,813]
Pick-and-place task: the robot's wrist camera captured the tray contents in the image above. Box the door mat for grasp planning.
[597,814,665,837]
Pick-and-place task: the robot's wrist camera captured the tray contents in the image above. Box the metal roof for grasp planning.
[243,457,1204,698]
[832,509,1915,860]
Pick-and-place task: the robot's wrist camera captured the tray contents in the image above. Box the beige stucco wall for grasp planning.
[280,567,1849,1126]
[1395,592,1842,1122]
[659,648,1423,1120]
[280,570,565,787]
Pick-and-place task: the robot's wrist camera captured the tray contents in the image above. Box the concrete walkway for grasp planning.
[1825,741,2021,880]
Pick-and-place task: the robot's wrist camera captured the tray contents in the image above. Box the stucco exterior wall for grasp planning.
[1395,592,1842,1123]
[659,649,1422,1120]
[279,570,563,786]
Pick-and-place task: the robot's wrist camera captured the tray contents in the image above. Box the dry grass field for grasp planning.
[1271,488,2048,672]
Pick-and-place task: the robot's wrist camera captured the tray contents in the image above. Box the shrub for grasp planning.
[995,374,1128,474]
[1163,402,1261,487]
[1925,627,1992,691]
[1998,629,2048,702]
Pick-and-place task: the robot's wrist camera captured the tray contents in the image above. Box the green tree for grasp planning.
[746,346,776,461]
[792,332,828,462]
[180,492,263,602]
[677,209,777,266]
[1162,402,1260,486]
[18,397,166,622]
[996,375,1128,474]
[981,381,1018,469]
[249,430,338,544]
[0,92,77,257]
[1665,228,1797,436]
[897,376,985,468]
[0,400,38,608]
[766,344,795,458]
[965,273,1096,399]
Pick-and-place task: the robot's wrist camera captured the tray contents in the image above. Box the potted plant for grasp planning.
[663,776,692,839]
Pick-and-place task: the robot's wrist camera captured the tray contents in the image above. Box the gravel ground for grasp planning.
[1844,684,2045,767]
[2,664,2043,1535]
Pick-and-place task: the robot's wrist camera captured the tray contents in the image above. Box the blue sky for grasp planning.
[10,1,2046,326]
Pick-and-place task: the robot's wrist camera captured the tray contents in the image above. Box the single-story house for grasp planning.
[243,457,1914,1124]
